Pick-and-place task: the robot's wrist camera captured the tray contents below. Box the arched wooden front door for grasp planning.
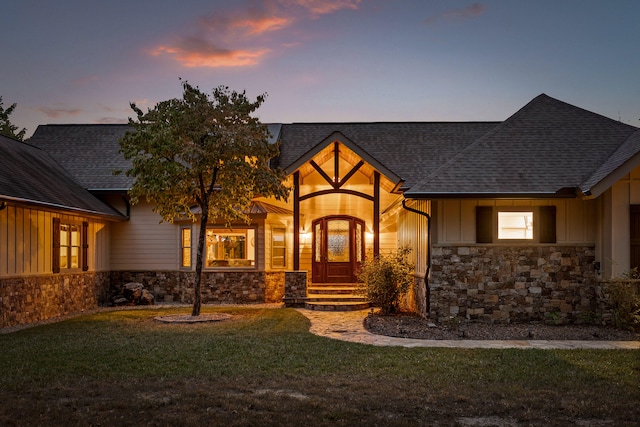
[312,216,365,283]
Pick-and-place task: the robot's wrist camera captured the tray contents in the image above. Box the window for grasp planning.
[271,228,286,268]
[476,206,556,244]
[206,228,256,268]
[498,211,533,240]
[181,227,192,268]
[53,218,88,272]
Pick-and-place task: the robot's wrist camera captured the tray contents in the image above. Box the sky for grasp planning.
[2,0,639,138]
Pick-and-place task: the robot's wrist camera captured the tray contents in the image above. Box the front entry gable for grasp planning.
[284,131,403,193]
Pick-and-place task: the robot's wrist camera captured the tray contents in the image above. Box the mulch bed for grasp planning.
[364,312,640,341]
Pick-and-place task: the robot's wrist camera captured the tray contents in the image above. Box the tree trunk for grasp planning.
[192,208,208,316]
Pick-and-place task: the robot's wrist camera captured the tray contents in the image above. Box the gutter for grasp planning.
[401,199,431,317]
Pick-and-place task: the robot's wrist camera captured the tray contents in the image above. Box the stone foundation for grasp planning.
[110,270,287,305]
[0,272,110,328]
[429,245,602,324]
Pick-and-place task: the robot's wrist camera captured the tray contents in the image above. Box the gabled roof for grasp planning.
[0,134,125,219]
[25,95,640,202]
[275,122,498,190]
[29,124,134,191]
[405,94,639,198]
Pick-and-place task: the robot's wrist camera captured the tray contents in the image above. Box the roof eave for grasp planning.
[403,190,579,200]
[0,195,127,221]
[580,149,640,199]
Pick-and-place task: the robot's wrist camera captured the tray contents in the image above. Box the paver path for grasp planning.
[297,308,640,349]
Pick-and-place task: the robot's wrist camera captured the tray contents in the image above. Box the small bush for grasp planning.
[604,268,640,331]
[356,247,414,315]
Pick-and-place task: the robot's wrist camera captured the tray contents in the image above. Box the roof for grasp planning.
[405,94,640,198]
[0,134,125,219]
[29,124,134,190]
[276,122,498,190]
[25,94,640,201]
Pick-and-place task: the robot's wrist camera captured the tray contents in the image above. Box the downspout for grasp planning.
[401,199,431,318]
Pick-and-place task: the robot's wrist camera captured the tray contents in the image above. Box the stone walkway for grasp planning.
[297,308,640,350]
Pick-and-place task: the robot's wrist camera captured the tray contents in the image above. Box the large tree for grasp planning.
[0,97,27,140]
[119,82,290,316]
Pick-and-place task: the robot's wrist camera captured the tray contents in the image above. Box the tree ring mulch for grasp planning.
[154,313,233,324]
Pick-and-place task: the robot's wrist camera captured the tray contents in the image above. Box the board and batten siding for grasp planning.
[0,204,110,277]
[397,200,430,276]
[110,201,180,270]
[599,164,640,277]
[434,199,597,245]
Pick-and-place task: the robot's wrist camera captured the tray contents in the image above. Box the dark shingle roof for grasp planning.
[405,94,639,197]
[276,122,499,189]
[24,95,640,201]
[29,124,134,190]
[0,134,124,218]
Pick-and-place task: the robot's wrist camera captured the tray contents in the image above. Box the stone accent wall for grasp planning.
[283,271,308,307]
[110,270,286,305]
[429,245,599,324]
[0,272,110,328]
[265,271,285,303]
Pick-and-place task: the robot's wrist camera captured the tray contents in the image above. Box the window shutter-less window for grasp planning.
[52,217,61,273]
[82,221,89,271]
[539,206,556,243]
[476,206,493,243]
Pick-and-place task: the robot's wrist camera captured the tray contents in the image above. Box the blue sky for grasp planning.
[2,0,639,137]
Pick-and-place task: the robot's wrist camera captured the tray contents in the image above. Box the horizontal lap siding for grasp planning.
[110,202,179,270]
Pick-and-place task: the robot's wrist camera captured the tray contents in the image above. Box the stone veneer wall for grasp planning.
[429,245,600,324]
[110,270,286,305]
[282,271,308,307]
[0,272,111,328]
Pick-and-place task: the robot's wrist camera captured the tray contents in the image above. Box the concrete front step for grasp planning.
[304,283,368,311]
[305,301,370,311]
[306,295,368,303]
[307,286,359,295]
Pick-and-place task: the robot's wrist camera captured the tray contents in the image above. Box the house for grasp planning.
[2,94,639,328]
[0,134,125,327]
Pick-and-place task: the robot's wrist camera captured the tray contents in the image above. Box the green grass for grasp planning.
[1,306,639,426]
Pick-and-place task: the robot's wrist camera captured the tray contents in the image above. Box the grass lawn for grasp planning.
[1,306,638,426]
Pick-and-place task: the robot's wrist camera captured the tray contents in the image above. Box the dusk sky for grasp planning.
[3,0,639,138]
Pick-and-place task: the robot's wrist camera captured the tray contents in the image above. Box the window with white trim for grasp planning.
[497,211,533,240]
[206,228,256,268]
[180,227,192,268]
[271,227,286,268]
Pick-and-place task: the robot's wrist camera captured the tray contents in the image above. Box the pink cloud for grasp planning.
[152,0,363,68]
[283,0,362,16]
[152,37,269,68]
[424,3,486,25]
[232,15,293,35]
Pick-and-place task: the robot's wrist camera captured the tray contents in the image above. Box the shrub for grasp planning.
[356,247,414,315]
[604,268,640,331]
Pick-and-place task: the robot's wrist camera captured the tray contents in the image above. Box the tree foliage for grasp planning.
[119,81,290,315]
[0,97,27,140]
[357,247,415,315]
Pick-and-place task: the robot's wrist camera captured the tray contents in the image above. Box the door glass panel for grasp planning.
[327,220,350,262]
[356,223,362,262]
[315,223,322,262]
